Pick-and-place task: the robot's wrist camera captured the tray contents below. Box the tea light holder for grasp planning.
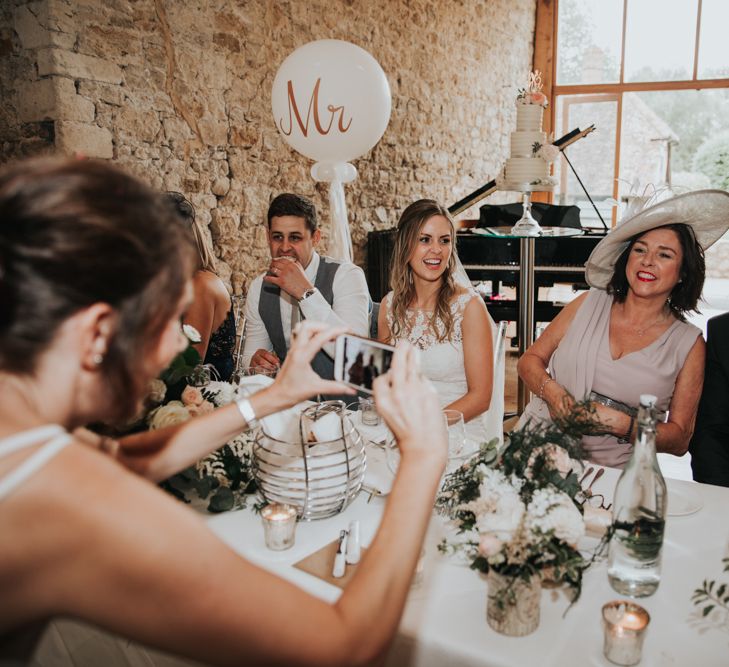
[261,502,297,550]
[602,601,650,666]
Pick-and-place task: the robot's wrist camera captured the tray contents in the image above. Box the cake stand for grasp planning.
[501,185,555,236]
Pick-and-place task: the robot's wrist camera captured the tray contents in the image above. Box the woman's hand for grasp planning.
[373,342,447,469]
[266,321,355,409]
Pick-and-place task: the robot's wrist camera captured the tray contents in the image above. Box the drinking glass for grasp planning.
[359,397,381,426]
[443,409,466,458]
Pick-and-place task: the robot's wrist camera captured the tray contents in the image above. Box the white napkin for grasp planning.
[301,410,344,443]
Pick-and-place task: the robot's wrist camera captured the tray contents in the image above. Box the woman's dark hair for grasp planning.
[607,223,705,318]
[0,158,196,420]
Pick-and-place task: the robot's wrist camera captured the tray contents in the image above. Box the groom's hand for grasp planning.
[263,256,313,300]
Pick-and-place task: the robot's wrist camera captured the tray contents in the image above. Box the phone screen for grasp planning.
[337,335,394,393]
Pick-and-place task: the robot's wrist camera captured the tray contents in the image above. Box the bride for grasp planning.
[377,199,495,447]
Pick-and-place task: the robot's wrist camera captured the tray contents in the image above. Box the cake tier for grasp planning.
[511,131,547,158]
[504,157,549,183]
[516,104,543,131]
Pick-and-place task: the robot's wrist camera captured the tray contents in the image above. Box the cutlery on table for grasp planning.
[587,467,605,492]
[578,467,595,486]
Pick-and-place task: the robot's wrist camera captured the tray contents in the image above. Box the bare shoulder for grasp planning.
[194,270,231,310]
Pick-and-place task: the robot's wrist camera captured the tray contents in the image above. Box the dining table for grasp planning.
[28,434,729,667]
[203,443,729,667]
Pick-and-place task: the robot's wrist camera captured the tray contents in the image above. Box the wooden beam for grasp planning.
[532,0,556,204]
[554,77,729,95]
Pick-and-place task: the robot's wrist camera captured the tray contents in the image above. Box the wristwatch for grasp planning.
[298,287,317,302]
[235,397,259,430]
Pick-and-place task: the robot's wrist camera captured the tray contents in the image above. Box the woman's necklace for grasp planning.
[626,309,671,336]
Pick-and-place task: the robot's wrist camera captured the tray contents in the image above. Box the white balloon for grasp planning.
[272,39,392,163]
[310,161,357,183]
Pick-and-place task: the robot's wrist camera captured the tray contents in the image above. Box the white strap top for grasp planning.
[0,425,71,501]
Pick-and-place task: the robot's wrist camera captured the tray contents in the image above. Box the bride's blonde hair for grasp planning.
[388,199,458,343]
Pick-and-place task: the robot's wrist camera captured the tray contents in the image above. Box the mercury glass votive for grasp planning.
[261,503,297,551]
[602,601,650,666]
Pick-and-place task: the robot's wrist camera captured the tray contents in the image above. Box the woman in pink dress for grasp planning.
[518,190,729,467]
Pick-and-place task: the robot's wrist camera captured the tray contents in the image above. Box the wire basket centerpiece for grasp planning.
[252,400,367,520]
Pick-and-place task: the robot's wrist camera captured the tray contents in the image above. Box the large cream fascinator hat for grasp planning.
[585,189,729,290]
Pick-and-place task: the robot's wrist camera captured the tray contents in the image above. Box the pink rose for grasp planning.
[188,400,215,417]
[181,385,204,407]
[478,533,504,558]
[530,92,548,106]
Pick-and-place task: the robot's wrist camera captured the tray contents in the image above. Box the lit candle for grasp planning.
[602,601,650,666]
[261,503,297,551]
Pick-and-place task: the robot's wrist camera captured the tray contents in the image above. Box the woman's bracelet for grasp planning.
[236,397,259,430]
[617,416,635,444]
[538,376,556,401]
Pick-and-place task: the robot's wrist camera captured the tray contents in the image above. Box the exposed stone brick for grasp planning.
[55,120,113,158]
[37,48,123,84]
[2,0,537,291]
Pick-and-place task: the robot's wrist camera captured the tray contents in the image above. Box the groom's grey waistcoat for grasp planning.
[259,257,347,400]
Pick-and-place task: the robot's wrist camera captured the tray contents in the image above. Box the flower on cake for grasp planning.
[517,70,548,108]
[536,144,560,162]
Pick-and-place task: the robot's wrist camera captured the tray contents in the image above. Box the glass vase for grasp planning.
[486,569,541,636]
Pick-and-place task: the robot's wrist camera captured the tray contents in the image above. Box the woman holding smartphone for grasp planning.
[0,158,448,666]
[377,199,495,447]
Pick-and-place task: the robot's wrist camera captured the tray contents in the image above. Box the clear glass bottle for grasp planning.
[607,394,667,597]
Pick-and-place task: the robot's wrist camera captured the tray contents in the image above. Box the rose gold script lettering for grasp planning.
[279,78,353,137]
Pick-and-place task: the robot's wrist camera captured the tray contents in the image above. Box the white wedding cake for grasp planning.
[500,71,558,191]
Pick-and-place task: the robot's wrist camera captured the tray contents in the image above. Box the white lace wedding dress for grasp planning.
[383,291,502,449]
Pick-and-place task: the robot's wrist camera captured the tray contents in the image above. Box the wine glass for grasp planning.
[443,409,466,459]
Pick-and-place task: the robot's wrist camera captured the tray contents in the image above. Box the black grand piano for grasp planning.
[366,225,605,324]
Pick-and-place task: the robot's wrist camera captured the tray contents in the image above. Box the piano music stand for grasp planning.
[473,225,583,413]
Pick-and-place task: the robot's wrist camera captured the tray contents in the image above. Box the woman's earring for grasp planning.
[93,353,104,366]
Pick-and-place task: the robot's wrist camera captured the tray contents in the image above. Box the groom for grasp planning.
[241,193,370,384]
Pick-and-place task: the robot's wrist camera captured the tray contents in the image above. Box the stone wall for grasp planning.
[1,0,537,292]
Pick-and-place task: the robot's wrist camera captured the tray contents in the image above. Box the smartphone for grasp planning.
[334,333,395,394]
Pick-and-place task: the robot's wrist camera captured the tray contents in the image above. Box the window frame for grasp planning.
[534,0,729,225]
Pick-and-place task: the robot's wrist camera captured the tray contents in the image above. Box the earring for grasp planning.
[93,353,104,366]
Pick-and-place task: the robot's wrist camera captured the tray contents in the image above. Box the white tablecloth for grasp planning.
[29,458,729,666]
[205,462,729,667]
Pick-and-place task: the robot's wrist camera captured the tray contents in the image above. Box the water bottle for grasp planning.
[607,394,667,597]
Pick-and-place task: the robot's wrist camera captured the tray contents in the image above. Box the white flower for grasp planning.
[147,378,167,404]
[148,401,192,430]
[182,324,201,343]
[526,488,584,545]
[204,381,237,407]
[461,468,525,542]
[537,144,560,162]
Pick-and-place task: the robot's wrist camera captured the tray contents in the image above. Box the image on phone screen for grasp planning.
[339,335,394,393]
